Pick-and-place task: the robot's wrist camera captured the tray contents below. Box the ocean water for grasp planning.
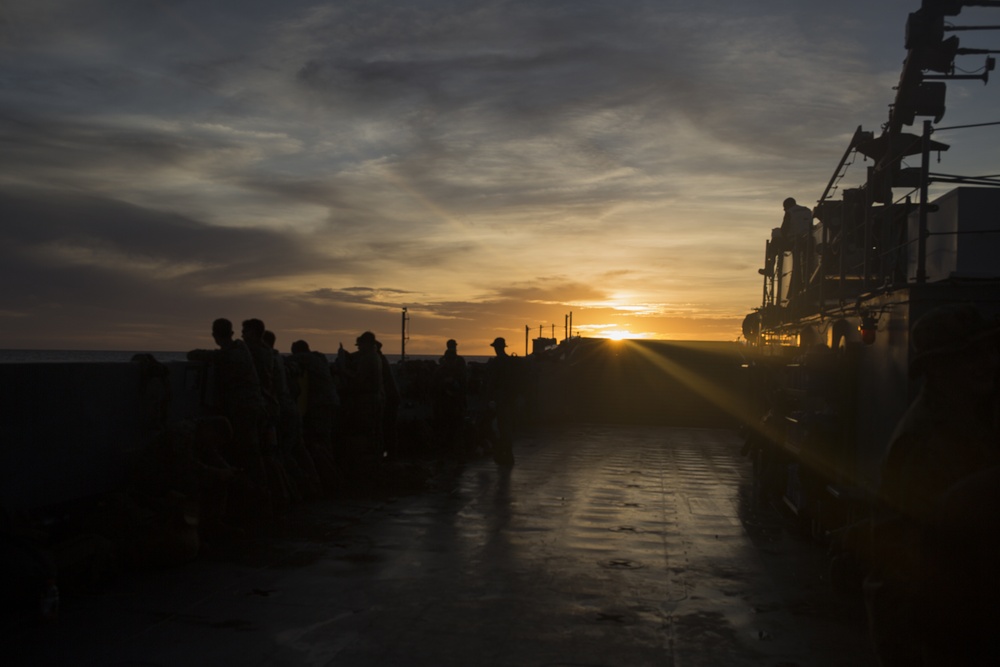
[0,349,190,364]
[0,349,490,364]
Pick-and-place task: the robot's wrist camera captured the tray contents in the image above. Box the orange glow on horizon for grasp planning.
[599,330,643,341]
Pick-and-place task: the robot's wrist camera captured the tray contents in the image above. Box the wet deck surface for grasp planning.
[17,425,876,666]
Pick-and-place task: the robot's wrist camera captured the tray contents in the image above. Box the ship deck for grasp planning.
[12,424,876,666]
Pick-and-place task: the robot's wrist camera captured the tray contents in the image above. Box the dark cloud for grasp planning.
[0,186,357,308]
[2,188,291,262]
[0,112,234,188]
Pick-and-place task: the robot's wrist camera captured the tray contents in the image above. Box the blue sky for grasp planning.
[2,0,998,355]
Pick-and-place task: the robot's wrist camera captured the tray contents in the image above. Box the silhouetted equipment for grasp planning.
[897,81,947,125]
[745,1,1000,547]
[906,6,962,72]
[855,131,948,162]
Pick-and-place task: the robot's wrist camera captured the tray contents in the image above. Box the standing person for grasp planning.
[486,337,517,466]
[289,340,339,449]
[434,339,468,459]
[240,319,276,412]
[241,318,290,511]
[186,318,271,519]
[780,197,813,296]
[289,339,342,496]
[865,304,1000,666]
[375,340,400,458]
[337,331,385,494]
[261,330,298,454]
[263,331,323,502]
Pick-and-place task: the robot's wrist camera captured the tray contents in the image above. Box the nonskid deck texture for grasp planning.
[16,425,875,666]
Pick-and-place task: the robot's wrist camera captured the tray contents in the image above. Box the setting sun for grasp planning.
[603,330,639,341]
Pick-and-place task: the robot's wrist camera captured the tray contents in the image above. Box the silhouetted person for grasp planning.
[289,340,339,447]
[263,331,323,502]
[241,318,277,415]
[261,330,298,451]
[375,340,400,458]
[434,339,468,458]
[486,337,517,465]
[289,339,342,496]
[241,318,291,511]
[187,318,271,520]
[780,197,813,297]
[865,304,1000,666]
[344,331,385,488]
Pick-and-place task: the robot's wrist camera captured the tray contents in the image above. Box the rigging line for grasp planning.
[836,154,858,182]
[928,172,1000,179]
[873,142,932,175]
[820,149,859,204]
[934,120,1000,132]
[893,188,919,207]
[954,63,992,74]
[927,228,1000,236]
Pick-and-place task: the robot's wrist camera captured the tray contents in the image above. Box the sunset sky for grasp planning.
[2,1,999,356]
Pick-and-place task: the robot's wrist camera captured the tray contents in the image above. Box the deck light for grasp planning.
[860,316,878,345]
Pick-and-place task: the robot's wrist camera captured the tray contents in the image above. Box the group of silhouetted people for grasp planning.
[179,320,526,543]
[182,319,407,534]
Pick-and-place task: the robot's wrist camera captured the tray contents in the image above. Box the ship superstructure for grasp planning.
[744,0,1000,537]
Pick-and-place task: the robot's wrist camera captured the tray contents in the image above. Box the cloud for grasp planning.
[304,286,413,307]
[2,1,997,354]
[493,279,609,305]
[0,186,366,327]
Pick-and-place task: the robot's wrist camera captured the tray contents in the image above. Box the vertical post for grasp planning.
[762,239,770,309]
[401,307,409,361]
[564,314,568,340]
[916,119,932,285]
[862,187,873,291]
[838,195,848,296]
[570,311,573,338]
[818,208,827,316]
